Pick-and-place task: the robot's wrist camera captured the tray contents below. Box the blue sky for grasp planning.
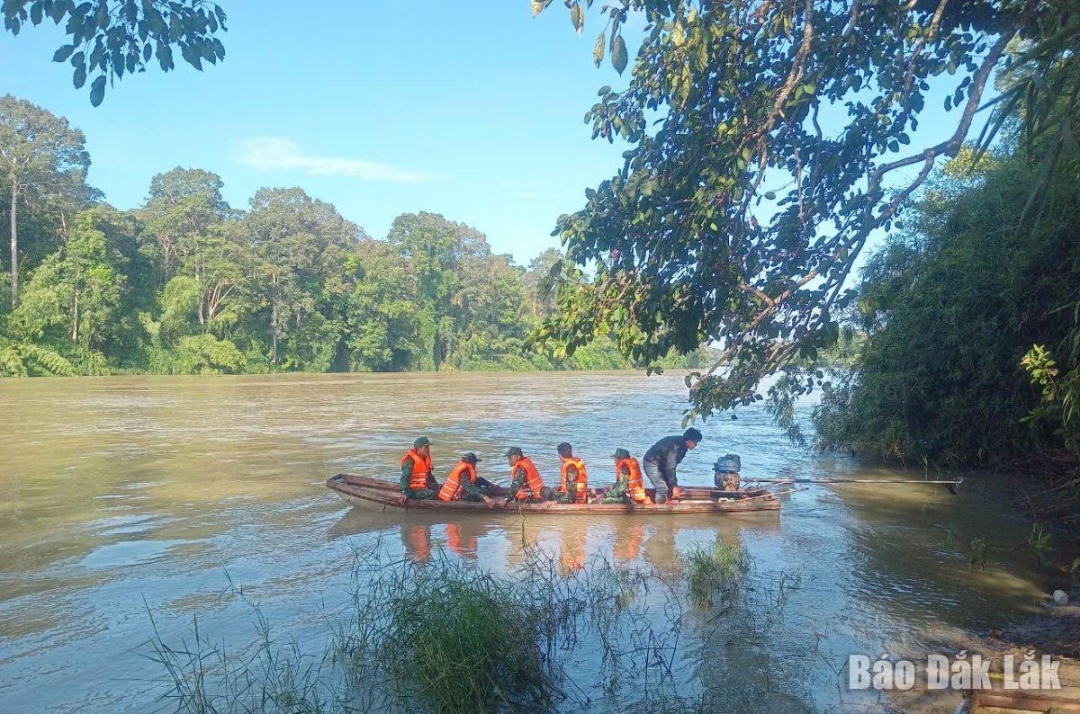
[1,1,636,264]
[2,1,983,268]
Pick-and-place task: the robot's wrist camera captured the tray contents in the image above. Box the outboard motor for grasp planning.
[714,454,742,491]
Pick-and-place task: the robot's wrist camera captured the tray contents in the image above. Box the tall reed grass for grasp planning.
[144,536,760,713]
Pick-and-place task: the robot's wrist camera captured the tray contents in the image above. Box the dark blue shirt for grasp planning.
[643,435,688,482]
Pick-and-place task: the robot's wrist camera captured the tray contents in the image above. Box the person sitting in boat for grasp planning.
[399,436,439,501]
[506,446,552,502]
[713,454,742,491]
[437,452,497,508]
[602,448,652,504]
[556,442,589,504]
[642,428,702,503]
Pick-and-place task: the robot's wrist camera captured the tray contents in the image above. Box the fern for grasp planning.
[19,343,79,377]
[0,345,28,377]
[0,338,79,377]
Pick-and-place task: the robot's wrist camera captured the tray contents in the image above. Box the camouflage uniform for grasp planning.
[602,467,632,503]
[555,463,584,504]
[508,469,556,502]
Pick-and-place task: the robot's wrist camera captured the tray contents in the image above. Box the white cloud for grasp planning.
[237,137,434,183]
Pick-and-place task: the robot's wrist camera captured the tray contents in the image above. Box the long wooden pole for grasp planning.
[745,477,963,486]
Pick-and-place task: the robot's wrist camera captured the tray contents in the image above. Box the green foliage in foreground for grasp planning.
[681,538,748,607]
[534,0,1080,422]
[811,150,1080,468]
[374,566,554,710]
[146,545,755,713]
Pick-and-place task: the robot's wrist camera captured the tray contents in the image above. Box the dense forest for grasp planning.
[802,142,1080,529]
[0,95,711,377]
[812,143,1080,470]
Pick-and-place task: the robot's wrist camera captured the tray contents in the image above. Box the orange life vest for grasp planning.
[559,457,589,503]
[438,461,477,502]
[512,457,544,501]
[401,449,433,490]
[616,457,648,504]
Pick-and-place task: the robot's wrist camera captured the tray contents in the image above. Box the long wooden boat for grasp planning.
[326,473,781,514]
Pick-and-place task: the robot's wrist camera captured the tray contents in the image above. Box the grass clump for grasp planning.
[373,563,557,712]
[143,538,765,713]
[681,539,748,606]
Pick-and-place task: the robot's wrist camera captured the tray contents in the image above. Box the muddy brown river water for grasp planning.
[0,372,1060,712]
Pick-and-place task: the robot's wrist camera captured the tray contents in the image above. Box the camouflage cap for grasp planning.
[413,436,432,448]
[505,446,524,458]
[462,452,481,464]
[611,448,631,460]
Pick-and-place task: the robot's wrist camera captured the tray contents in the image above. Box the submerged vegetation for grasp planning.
[360,565,556,711]
[680,538,748,607]
[145,540,763,713]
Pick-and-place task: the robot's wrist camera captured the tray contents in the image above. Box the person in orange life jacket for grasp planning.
[398,436,439,503]
[602,448,653,504]
[505,447,555,502]
[642,428,702,503]
[555,442,589,504]
[437,452,497,508]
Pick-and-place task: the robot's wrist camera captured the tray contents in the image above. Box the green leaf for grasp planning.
[570,4,584,34]
[73,63,86,88]
[593,32,605,67]
[89,74,105,106]
[611,35,628,74]
[157,43,173,71]
[53,44,76,62]
[30,2,43,25]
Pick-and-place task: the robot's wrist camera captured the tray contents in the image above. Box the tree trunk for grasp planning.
[9,182,17,309]
[271,310,278,364]
[271,273,279,365]
[433,327,441,372]
[71,283,79,343]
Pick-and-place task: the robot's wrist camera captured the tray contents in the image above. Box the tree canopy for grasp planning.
[2,0,227,105]
[532,0,1080,421]
[1,98,701,376]
[0,94,91,309]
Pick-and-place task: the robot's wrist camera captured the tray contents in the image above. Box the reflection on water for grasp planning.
[0,372,1055,712]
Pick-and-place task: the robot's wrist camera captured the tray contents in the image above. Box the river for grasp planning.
[0,372,1056,712]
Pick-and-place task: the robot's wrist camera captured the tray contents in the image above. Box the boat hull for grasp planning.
[326,473,781,515]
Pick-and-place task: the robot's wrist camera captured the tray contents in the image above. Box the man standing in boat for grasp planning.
[555,442,589,504]
[399,436,439,501]
[437,452,497,508]
[506,447,552,502]
[642,428,702,503]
